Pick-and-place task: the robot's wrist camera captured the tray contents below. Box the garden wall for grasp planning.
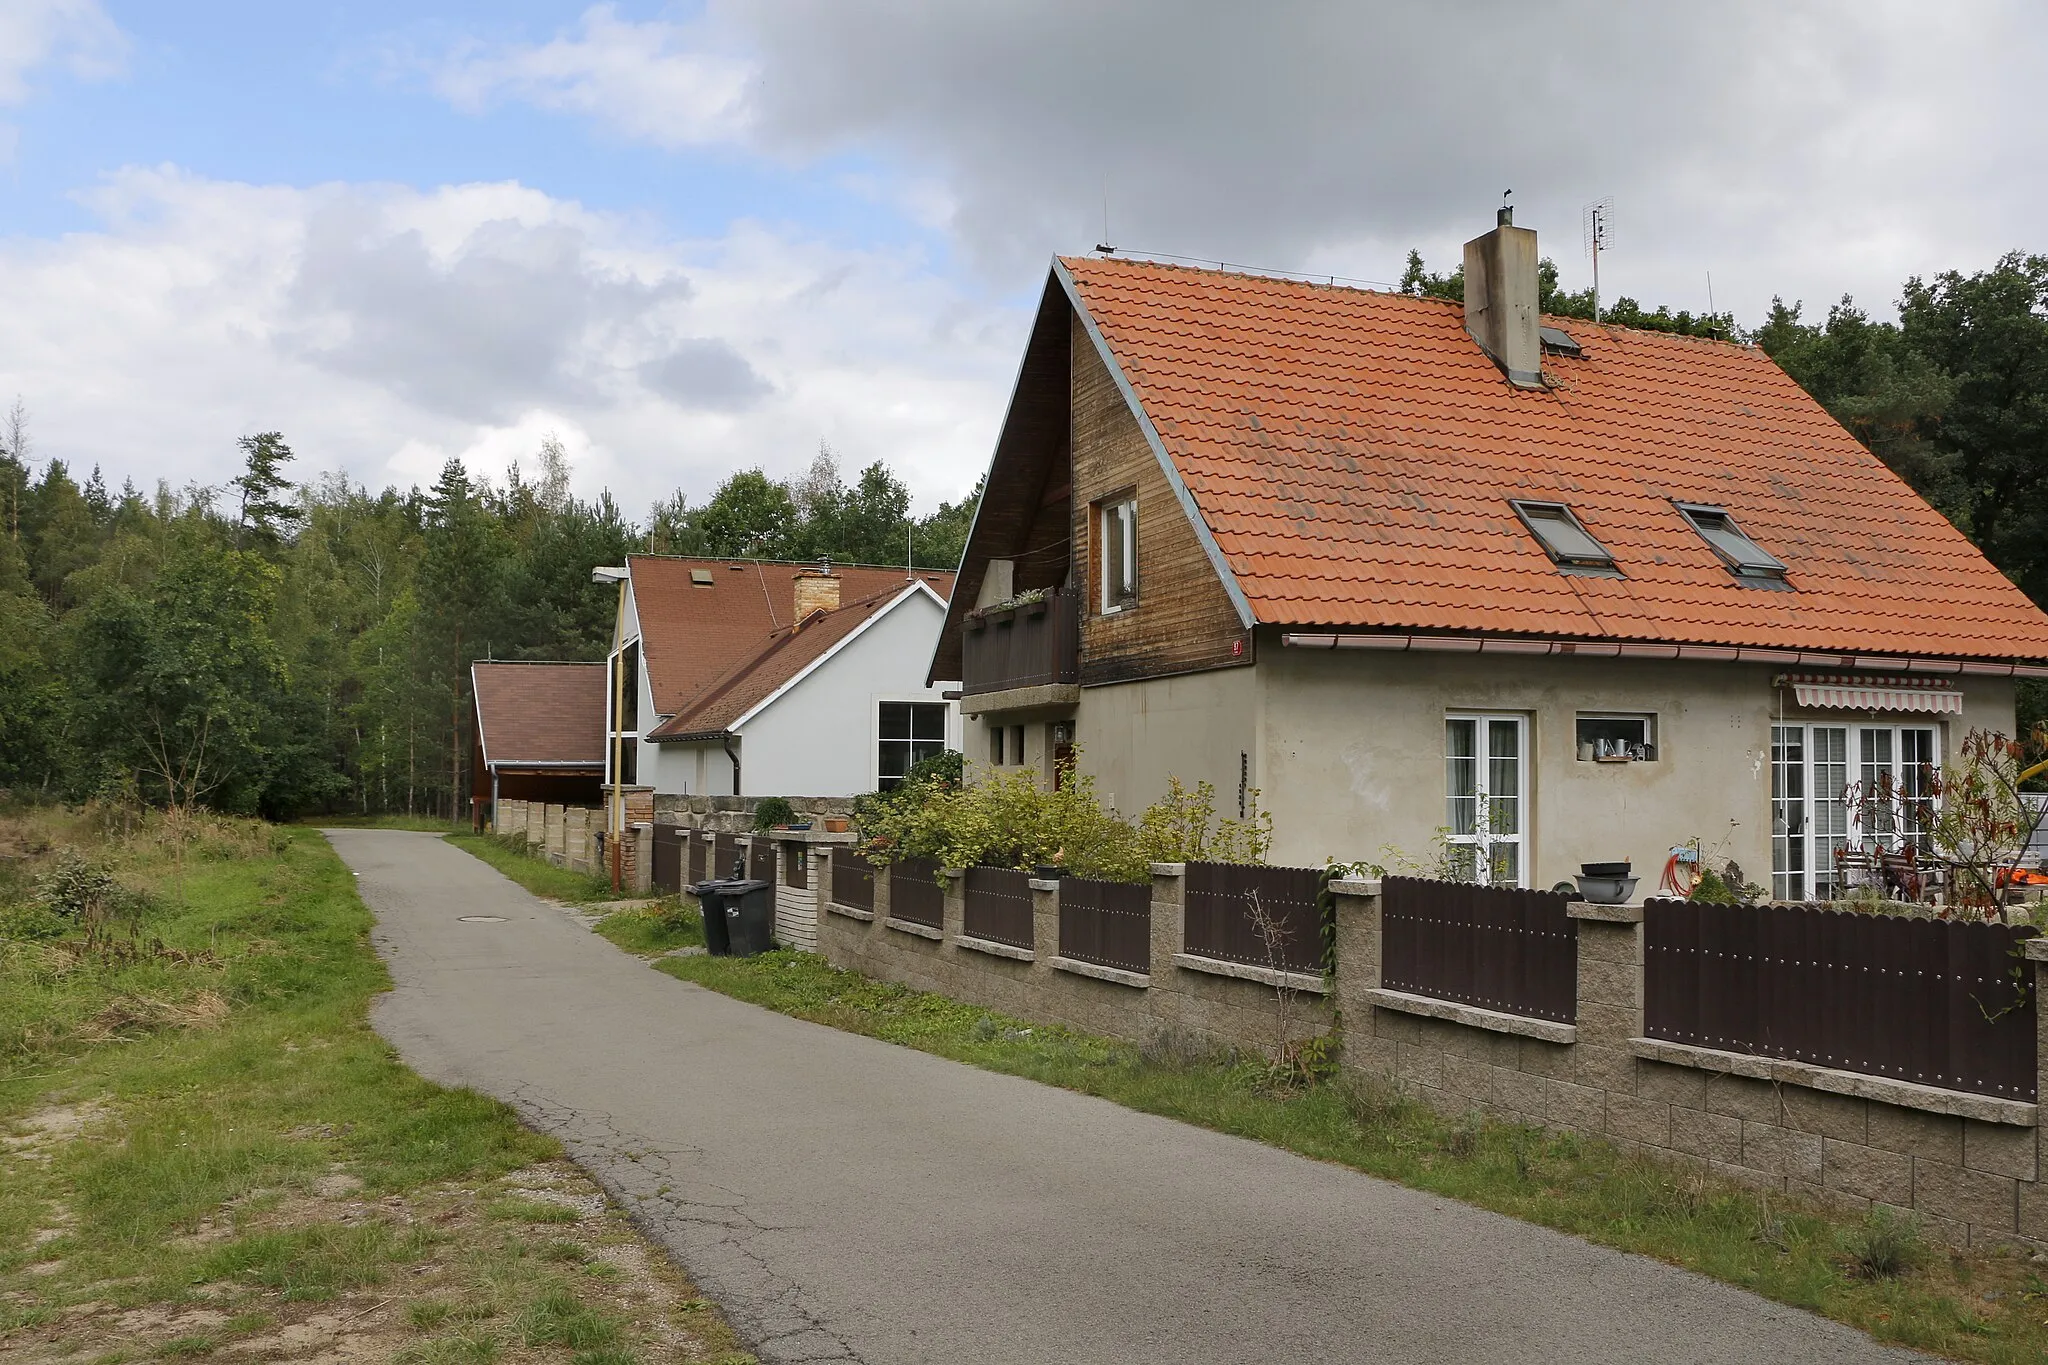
[815,860,1333,1061]
[1330,882,2048,1251]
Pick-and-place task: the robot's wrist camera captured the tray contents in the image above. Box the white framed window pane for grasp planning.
[910,703,947,741]
[1900,728,1936,850]
[1446,719,1477,835]
[1771,725,1806,901]
[1101,499,1137,608]
[1490,842,1519,886]
[1811,726,1848,897]
[1487,719,1520,836]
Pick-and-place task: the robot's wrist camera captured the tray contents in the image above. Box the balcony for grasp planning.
[961,586,1080,701]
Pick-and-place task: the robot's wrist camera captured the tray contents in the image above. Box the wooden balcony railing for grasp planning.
[961,587,1080,696]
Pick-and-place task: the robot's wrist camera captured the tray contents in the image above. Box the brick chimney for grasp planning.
[793,564,840,618]
[1463,204,1543,390]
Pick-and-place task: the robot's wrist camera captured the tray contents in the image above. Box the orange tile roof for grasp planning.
[471,662,606,767]
[629,556,955,729]
[1059,256,2048,661]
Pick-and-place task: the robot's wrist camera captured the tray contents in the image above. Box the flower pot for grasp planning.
[823,817,849,833]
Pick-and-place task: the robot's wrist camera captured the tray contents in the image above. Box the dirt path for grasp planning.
[335,828,1925,1365]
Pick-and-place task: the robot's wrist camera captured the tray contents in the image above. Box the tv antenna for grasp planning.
[1582,198,1614,322]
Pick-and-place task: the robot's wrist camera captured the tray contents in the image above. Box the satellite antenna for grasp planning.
[1582,199,1614,322]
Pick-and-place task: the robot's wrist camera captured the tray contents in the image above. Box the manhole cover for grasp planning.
[459,915,507,923]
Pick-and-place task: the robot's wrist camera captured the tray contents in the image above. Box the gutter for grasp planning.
[486,759,609,770]
[1279,632,2048,679]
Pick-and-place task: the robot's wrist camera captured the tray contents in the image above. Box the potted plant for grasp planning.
[752,797,796,832]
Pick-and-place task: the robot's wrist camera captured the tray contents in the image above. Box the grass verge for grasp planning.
[1,804,751,1364]
[442,832,633,906]
[592,900,705,957]
[655,947,2048,1364]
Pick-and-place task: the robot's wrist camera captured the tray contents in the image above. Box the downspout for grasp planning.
[490,768,499,834]
[722,734,741,798]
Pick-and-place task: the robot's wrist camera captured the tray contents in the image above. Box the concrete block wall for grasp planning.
[652,794,856,834]
[816,862,1333,1059]
[1330,882,2048,1251]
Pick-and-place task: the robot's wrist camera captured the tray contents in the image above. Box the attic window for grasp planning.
[1539,326,1582,357]
[1511,501,1617,573]
[1676,503,1789,587]
[690,569,715,586]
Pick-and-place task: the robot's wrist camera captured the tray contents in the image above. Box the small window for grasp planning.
[1511,500,1617,572]
[690,568,714,585]
[1577,714,1657,762]
[1099,495,1137,611]
[1539,325,1582,357]
[1676,503,1788,584]
[1009,725,1026,767]
[878,701,949,790]
[989,724,1005,767]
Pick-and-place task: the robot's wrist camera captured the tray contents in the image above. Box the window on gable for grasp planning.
[1511,500,1617,573]
[1677,503,1788,585]
[1099,495,1137,612]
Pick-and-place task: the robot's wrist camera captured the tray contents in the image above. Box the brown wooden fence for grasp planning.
[831,846,875,913]
[713,832,745,882]
[651,825,685,894]
[1380,877,1577,1024]
[1057,876,1150,974]
[1645,901,2039,1102]
[889,858,945,929]
[1182,862,1323,974]
[748,840,777,915]
[964,866,1035,949]
[687,831,705,885]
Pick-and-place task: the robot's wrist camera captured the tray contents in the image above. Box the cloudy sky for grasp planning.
[1,1,2041,515]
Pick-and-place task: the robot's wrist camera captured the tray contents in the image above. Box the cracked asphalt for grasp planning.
[331,829,1922,1365]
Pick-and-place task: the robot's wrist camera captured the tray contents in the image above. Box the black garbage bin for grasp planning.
[720,878,775,957]
[688,878,734,956]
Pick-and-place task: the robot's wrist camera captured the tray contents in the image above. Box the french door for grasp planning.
[1446,714,1527,887]
[1771,723,1938,901]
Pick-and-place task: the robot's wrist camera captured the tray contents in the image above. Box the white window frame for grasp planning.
[1445,713,1529,888]
[606,639,640,787]
[1099,495,1137,614]
[1771,722,1940,901]
[875,698,951,791]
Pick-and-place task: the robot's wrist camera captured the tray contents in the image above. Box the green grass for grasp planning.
[592,900,704,957]
[0,812,753,1364]
[657,948,2048,1364]
[298,813,466,832]
[442,833,631,904]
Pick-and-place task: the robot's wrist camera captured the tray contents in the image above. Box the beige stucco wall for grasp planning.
[1073,666,1259,820]
[1078,647,2020,885]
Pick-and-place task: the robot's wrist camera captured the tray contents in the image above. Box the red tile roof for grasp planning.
[471,662,606,768]
[630,556,955,729]
[1060,256,2048,662]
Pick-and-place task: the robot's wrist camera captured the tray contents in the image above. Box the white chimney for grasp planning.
[1463,205,1543,389]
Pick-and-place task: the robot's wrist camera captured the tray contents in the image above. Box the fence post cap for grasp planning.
[1567,902,1647,923]
[1027,878,1061,892]
[1327,877,1381,897]
[941,867,965,881]
[1148,862,1187,877]
[2023,937,2048,962]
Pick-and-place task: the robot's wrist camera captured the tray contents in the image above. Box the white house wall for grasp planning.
[735,590,960,798]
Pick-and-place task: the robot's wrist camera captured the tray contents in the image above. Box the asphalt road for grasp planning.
[332,829,1924,1365]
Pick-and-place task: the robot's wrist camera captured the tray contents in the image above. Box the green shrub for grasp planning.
[856,763,1147,882]
[751,797,796,831]
[1136,777,1273,865]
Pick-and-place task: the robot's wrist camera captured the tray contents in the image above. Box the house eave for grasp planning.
[1278,631,2048,677]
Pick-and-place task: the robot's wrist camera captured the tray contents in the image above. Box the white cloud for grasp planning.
[0,168,1013,514]
[0,0,125,104]
[429,3,753,149]
[421,0,2048,324]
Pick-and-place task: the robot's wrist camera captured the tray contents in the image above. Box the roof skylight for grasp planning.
[1511,501,1617,572]
[1676,503,1788,585]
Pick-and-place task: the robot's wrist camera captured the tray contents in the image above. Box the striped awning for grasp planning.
[1778,673,1963,714]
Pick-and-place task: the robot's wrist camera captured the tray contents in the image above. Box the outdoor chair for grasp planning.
[1833,846,1879,896]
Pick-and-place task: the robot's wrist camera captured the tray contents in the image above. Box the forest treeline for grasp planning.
[4,249,2046,818]
[0,431,976,819]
